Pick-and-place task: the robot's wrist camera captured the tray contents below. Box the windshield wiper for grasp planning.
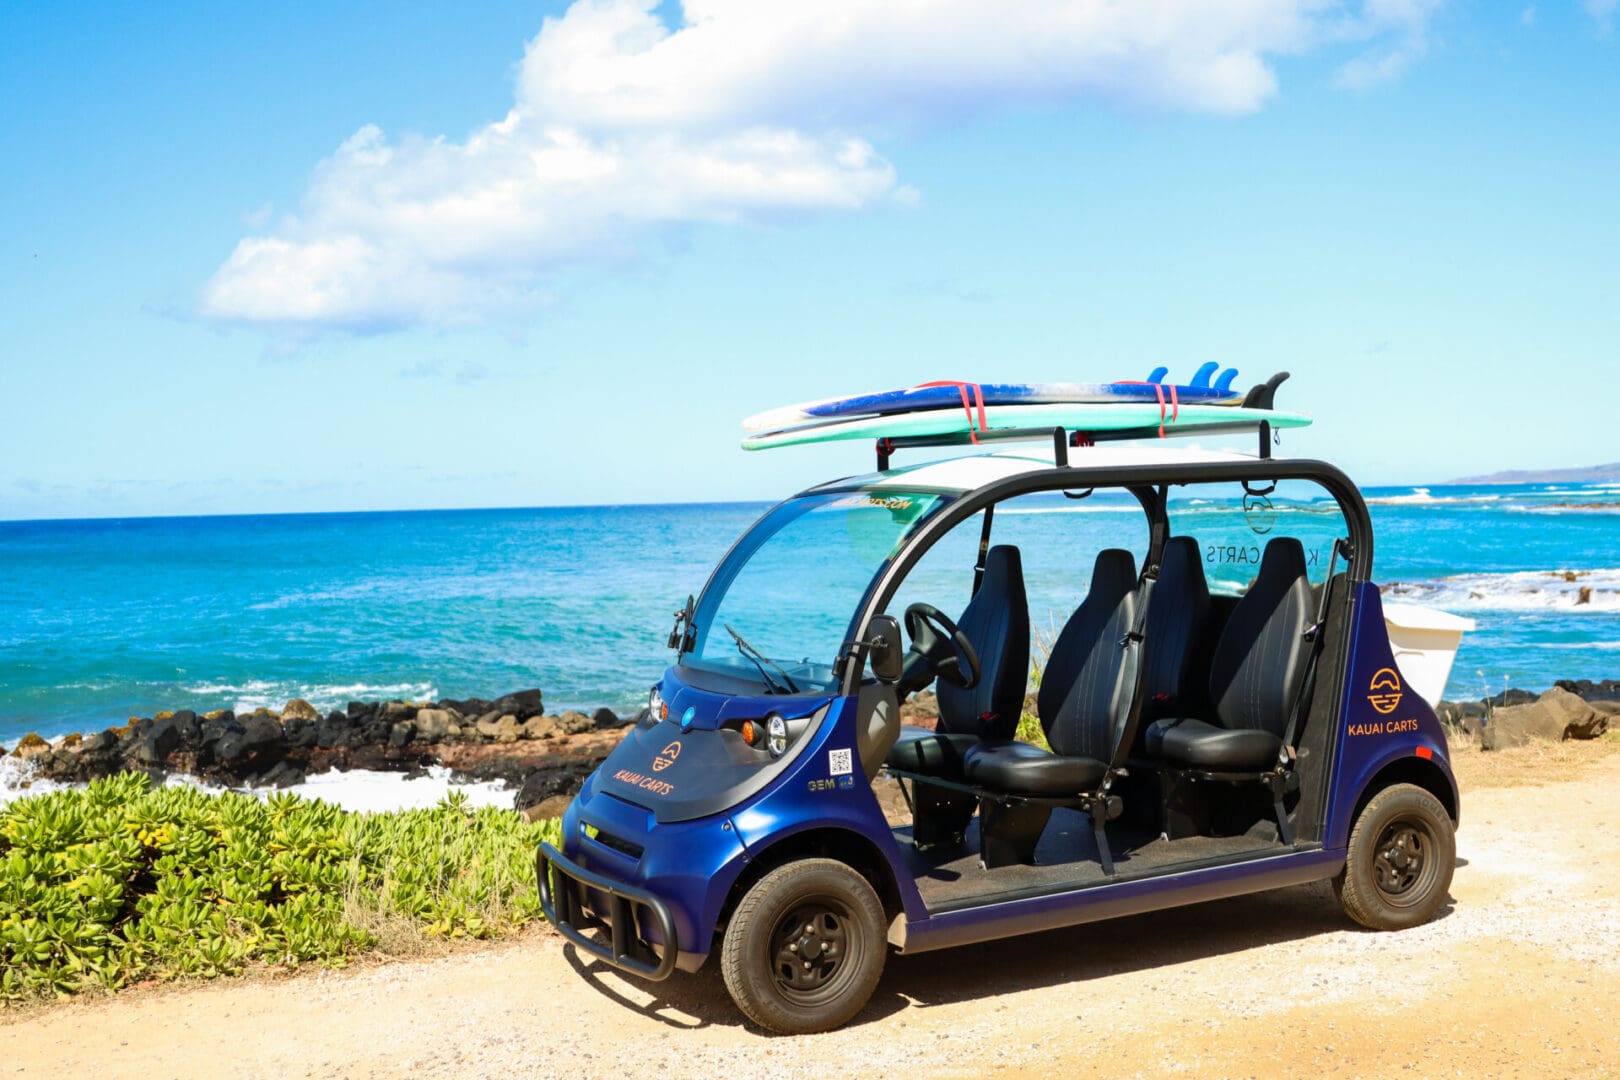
[724,624,800,694]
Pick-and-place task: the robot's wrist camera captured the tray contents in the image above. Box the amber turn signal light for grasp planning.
[741,720,757,745]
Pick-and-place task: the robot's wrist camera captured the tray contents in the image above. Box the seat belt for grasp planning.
[970,505,995,596]
[1093,488,1168,876]
[1108,494,1167,777]
[1265,538,1346,848]
[1277,538,1345,768]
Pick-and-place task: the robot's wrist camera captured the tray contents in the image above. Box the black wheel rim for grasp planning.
[1372,816,1439,907]
[770,896,862,1004]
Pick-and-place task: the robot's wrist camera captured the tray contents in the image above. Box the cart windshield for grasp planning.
[686,490,951,693]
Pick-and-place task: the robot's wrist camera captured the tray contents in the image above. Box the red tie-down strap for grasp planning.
[916,380,988,443]
[1114,379,1180,437]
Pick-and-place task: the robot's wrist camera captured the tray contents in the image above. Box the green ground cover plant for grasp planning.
[0,773,560,1003]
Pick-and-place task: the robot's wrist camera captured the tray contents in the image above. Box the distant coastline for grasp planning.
[1449,463,1620,485]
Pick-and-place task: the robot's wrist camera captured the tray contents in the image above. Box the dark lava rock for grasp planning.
[493,689,544,720]
[171,710,201,747]
[1436,700,1487,727]
[440,697,490,717]
[379,700,417,722]
[389,722,414,748]
[346,700,374,721]
[80,730,117,754]
[514,761,595,813]
[283,716,318,749]
[593,707,627,729]
[317,711,356,749]
[215,715,284,763]
[1557,678,1620,703]
[257,760,306,788]
[124,719,181,766]
[200,716,245,750]
[1487,688,1539,709]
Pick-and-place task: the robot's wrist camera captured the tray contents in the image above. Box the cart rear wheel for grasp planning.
[721,858,887,1034]
[1335,782,1455,931]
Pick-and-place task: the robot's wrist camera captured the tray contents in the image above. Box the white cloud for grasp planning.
[201,0,1443,333]
[1331,0,1441,89]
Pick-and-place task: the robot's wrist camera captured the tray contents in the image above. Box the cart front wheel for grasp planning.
[1335,782,1455,931]
[721,858,887,1034]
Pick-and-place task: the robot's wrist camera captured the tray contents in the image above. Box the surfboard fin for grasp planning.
[1242,371,1291,410]
[1215,367,1239,394]
[1146,366,1168,384]
[1190,361,1219,389]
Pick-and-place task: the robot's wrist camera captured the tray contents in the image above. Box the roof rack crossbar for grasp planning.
[877,426,1074,471]
[874,421,1286,471]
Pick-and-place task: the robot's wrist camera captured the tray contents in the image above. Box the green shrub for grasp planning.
[0,773,561,1003]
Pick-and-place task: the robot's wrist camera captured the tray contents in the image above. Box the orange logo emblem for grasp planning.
[1368,668,1404,715]
[653,740,682,772]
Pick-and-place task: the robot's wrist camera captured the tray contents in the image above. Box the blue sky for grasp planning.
[3,1,1618,520]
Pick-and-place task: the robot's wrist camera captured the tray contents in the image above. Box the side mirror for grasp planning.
[866,615,904,683]
[667,594,695,652]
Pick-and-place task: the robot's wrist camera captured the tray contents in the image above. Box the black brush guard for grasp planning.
[536,841,678,980]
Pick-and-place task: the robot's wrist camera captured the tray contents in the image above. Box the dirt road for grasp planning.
[7,747,1620,1079]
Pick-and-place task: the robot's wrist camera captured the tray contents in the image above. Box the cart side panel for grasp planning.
[1325,583,1459,849]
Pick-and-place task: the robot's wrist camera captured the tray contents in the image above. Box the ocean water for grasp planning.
[2,483,1617,750]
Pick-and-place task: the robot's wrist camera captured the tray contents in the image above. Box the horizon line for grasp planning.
[3,475,1591,527]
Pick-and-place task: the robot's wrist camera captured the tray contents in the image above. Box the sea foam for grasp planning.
[1383,569,1620,614]
[0,754,514,814]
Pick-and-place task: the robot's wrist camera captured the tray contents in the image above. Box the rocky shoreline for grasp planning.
[2,689,639,819]
[4,678,1616,818]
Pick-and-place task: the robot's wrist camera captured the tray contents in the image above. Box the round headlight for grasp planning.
[648,685,667,723]
[766,714,788,757]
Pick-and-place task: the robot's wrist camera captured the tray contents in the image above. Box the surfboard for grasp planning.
[741,401,1309,451]
[741,370,1242,434]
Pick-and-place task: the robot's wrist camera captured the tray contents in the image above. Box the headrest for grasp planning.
[1089,548,1138,600]
[1255,536,1308,591]
[980,545,1024,589]
[1159,536,1208,590]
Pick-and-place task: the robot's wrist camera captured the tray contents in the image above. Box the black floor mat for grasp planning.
[894,807,1281,910]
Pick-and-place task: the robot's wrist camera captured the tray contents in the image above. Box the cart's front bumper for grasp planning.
[536,841,679,981]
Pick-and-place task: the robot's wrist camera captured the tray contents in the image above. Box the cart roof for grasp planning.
[813,445,1272,496]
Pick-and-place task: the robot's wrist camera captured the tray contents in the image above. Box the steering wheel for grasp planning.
[903,602,981,690]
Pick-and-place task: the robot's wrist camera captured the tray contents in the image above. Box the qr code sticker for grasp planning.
[828,748,853,776]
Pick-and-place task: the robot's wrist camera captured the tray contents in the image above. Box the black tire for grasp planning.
[1335,782,1456,931]
[720,858,887,1034]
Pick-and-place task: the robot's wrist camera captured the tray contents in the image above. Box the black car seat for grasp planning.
[885,545,1030,781]
[1142,537,1312,771]
[962,549,1143,868]
[1138,537,1212,732]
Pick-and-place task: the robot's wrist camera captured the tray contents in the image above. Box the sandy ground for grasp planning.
[6,743,1620,1080]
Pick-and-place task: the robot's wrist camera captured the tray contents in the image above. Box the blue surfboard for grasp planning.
[742,369,1244,434]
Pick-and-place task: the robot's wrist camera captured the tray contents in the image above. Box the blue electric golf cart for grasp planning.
[538,375,1459,1034]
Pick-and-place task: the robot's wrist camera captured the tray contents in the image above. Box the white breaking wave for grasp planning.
[1382,569,1620,614]
[0,755,66,806]
[177,680,439,715]
[1506,504,1620,515]
[0,755,513,814]
[1366,489,1503,507]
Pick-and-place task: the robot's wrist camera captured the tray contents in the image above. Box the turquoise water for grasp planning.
[2,483,1617,745]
